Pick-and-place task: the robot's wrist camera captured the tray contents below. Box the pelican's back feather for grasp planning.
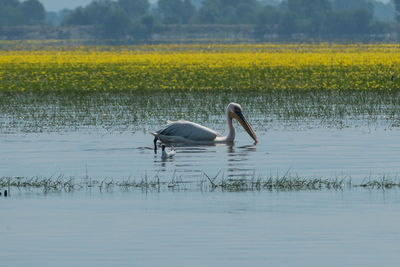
[155,120,220,141]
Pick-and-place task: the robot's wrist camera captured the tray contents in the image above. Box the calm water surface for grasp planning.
[1,127,400,180]
[2,94,400,266]
[1,190,400,267]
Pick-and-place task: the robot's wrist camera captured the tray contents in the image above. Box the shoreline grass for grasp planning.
[1,174,400,195]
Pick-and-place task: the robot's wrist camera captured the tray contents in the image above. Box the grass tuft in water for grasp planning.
[1,175,400,194]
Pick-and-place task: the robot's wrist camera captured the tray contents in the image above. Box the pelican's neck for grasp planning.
[225,113,235,142]
[214,111,235,142]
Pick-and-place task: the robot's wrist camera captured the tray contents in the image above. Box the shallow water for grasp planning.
[2,90,400,266]
[1,190,400,267]
[1,127,400,181]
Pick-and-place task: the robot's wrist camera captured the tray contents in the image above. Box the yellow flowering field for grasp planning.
[0,43,399,92]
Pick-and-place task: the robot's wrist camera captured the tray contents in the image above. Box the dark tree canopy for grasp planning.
[62,0,131,37]
[21,0,45,23]
[286,0,331,17]
[0,0,45,26]
[0,0,394,40]
[118,0,149,18]
[0,0,19,7]
[196,0,260,24]
[394,0,400,21]
[333,0,373,12]
[157,0,196,24]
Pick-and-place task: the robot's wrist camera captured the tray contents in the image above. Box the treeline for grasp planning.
[0,0,45,26]
[0,0,399,40]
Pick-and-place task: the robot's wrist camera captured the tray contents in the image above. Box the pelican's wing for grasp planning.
[155,120,221,141]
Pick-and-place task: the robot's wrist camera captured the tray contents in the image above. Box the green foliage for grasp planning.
[333,0,373,12]
[61,0,154,38]
[0,0,44,26]
[196,0,260,24]
[0,0,394,39]
[21,0,45,24]
[286,0,331,18]
[157,0,196,24]
[62,0,131,38]
[394,0,400,21]
[62,7,90,25]
[0,5,24,26]
[118,0,149,18]
[255,0,377,38]
[0,0,19,7]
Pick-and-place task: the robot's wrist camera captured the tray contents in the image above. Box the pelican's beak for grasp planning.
[232,110,258,143]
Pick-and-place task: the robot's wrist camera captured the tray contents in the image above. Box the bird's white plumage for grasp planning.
[152,120,221,143]
[151,103,257,147]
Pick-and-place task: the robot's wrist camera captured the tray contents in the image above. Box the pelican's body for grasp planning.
[151,103,257,153]
[161,145,176,159]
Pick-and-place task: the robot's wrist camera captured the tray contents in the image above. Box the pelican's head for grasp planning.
[227,103,258,143]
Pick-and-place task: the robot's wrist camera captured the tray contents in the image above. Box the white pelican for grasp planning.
[161,144,176,159]
[151,103,257,153]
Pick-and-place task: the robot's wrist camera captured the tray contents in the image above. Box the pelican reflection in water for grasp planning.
[151,103,258,153]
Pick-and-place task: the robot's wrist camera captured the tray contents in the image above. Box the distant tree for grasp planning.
[286,0,331,18]
[62,0,130,38]
[21,0,45,24]
[234,2,258,24]
[157,0,195,24]
[0,0,19,7]
[326,8,373,35]
[0,0,24,26]
[372,1,395,22]
[45,11,59,25]
[332,0,373,12]
[100,4,130,37]
[141,15,154,29]
[279,0,332,34]
[62,7,91,25]
[85,0,119,24]
[394,0,400,21]
[220,0,256,7]
[257,5,281,25]
[129,14,154,39]
[196,0,260,24]
[255,5,282,39]
[117,0,149,18]
[351,8,373,33]
[259,0,280,6]
[219,0,259,23]
[277,11,298,34]
[195,0,219,23]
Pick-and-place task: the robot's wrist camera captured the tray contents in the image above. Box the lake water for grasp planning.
[1,189,400,267]
[2,90,400,266]
[2,125,400,266]
[1,127,400,181]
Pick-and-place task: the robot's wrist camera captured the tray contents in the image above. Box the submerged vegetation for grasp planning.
[2,89,400,133]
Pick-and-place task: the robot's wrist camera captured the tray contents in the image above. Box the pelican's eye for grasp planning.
[233,106,241,114]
